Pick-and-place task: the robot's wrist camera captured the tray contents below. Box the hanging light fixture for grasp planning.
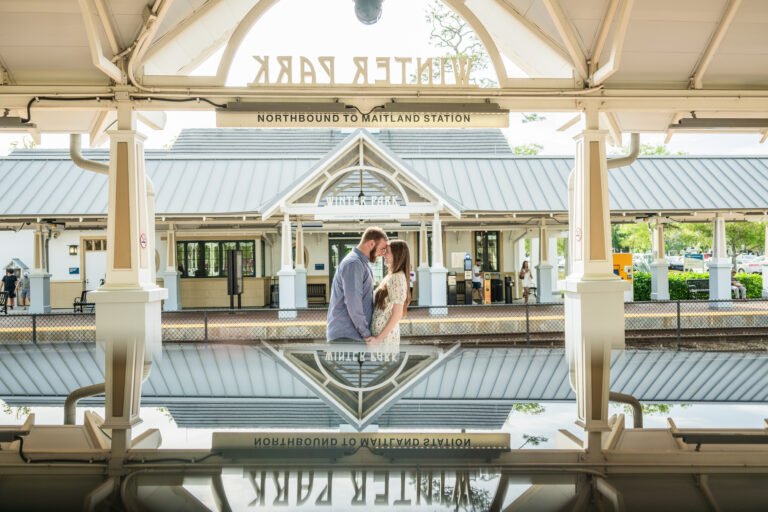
[353,0,384,25]
[358,168,365,202]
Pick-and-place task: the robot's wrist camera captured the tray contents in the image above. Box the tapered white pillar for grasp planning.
[709,213,731,302]
[763,224,768,298]
[294,220,308,309]
[429,212,447,314]
[278,213,296,317]
[163,226,181,311]
[536,221,555,303]
[90,103,166,454]
[650,219,669,300]
[417,221,431,306]
[28,224,51,314]
[565,106,629,452]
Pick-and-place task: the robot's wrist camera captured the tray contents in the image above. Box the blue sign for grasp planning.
[68,267,80,275]
[315,263,325,271]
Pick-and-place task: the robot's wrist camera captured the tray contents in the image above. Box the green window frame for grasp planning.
[474,231,500,272]
[176,240,256,278]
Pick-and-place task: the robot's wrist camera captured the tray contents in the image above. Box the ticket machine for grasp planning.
[613,253,634,302]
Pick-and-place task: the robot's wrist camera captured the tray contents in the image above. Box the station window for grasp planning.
[474,231,500,272]
[84,239,107,251]
[176,241,256,278]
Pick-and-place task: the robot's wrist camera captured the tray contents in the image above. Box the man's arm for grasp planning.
[341,261,371,339]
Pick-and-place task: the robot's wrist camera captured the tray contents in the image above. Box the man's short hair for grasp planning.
[360,227,388,245]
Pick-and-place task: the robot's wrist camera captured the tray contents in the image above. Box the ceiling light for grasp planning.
[354,0,383,25]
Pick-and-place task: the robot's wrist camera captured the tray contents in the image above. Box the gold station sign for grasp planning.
[213,432,511,451]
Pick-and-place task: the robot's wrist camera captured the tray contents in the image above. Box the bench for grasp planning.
[73,290,95,313]
[307,283,327,305]
[686,279,709,300]
[0,291,8,314]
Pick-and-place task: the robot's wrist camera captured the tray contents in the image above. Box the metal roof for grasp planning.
[1,343,765,405]
[2,129,768,217]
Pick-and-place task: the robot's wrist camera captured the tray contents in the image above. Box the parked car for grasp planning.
[666,255,684,271]
[739,256,767,274]
[735,254,759,272]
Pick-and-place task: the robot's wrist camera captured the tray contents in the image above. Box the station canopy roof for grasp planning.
[0,128,767,224]
[3,1,768,138]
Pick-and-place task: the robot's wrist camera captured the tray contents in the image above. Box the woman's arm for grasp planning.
[370,306,403,344]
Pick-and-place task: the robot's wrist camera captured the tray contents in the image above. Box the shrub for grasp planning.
[632,271,763,300]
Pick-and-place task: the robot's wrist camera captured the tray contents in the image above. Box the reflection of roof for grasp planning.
[1,343,765,429]
[2,129,768,218]
[3,259,28,270]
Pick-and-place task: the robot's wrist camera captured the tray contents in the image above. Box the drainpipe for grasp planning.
[609,391,643,428]
[607,133,640,170]
[64,362,152,425]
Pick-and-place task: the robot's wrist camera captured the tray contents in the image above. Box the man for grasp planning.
[327,227,388,341]
[18,272,30,308]
[471,258,483,303]
[1,269,18,310]
[731,269,747,299]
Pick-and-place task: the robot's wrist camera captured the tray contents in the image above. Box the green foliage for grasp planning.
[511,143,543,156]
[633,271,763,301]
[519,434,549,448]
[511,403,545,415]
[726,222,766,257]
[521,113,546,123]
[633,271,651,301]
[612,223,651,252]
[2,402,32,419]
[616,144,686,156]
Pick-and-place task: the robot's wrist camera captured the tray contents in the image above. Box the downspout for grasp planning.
[609,391,643,428]
[565,133,640,396]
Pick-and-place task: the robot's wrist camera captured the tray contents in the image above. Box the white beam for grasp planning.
[591,0,634,86]
[590,0,619,76]
[542,0,589,80]
[94,0,121,55]
[664,112,684,144]
[601,111,623,147]
[77,0,123,83]
[690,0,742,90]
[557,114,582,132]
[761,129,768,144]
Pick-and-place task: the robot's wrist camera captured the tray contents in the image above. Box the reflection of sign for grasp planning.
[213,432,509,451]
[139,233,147,249]
[314,263,324,271]
[325,195,402,207]
[248,56,475,87]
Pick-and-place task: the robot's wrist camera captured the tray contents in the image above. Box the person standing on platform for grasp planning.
[327,227,389,342]
[472,258,483,303]
[519,261,534,304]
[18,272,30,308]
[1,269,18,309]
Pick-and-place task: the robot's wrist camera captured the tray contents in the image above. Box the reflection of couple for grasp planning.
[327,227,411,352]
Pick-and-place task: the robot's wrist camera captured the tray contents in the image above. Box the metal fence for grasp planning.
[0,299,767,344]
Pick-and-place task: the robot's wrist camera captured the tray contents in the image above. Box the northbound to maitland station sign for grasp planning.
[216,55,510,129]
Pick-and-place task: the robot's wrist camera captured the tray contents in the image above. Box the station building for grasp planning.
[0,128,766,310]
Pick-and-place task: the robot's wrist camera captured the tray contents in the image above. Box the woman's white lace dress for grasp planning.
[370,271,407,353]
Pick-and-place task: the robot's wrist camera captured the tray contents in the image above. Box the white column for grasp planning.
[294,220,308,309]
[277,213,296,317]
[763,224,768,298]
[417,220,431,306]
[650,219,670,300]
[429,212,448,314]
[708,213,731,302]
[90,103,166,456]
[163,225,181,311]
[565,106,629,452]
[549,235,559,294]
[28,224,51,314]
[536,221,555,303]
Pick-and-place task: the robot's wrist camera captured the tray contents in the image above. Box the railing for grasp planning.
[0,299,767,344]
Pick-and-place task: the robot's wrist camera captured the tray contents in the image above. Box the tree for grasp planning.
[519,434,549,448]
[424,0,496,87]
[726,221,765,258]
[8,136,37,152]
[613,144,686,156]
[522,113,546,123]
[612,223,651,253]
[511,143,543,156]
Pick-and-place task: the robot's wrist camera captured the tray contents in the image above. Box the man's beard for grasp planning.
[368,246,378,263]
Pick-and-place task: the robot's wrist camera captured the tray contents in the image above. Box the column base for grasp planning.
[278,268,296,311]
[417,266,431,307]
[708,259,732,302]
[294,266,308,309]
[650,261,669,301]
[162,271,181,311]
[28,272,51,314]
[430,266,448,308]
[536,264,556,303]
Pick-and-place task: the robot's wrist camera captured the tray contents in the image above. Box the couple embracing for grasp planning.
[326,227,411,352]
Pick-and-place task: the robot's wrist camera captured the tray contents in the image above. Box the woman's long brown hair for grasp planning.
[374,240,412,316]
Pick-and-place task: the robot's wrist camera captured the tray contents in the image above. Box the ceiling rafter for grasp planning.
[591,0,634,86]
[77,0,123,83]
[541,0,589,80]
[589,0,619,77]
[690,0,742,90]
[601,111,622,147]
[495,0,572,65]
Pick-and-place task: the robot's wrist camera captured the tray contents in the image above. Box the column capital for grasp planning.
[573,129,609,143]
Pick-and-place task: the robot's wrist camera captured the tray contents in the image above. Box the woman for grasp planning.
[369,240,411,353]
[519,260,534,304]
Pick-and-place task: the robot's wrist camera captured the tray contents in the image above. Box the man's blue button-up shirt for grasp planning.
[327,247,374,341]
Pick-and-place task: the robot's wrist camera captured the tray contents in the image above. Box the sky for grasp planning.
[2,0,768,156]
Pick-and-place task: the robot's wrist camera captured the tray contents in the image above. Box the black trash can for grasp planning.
[505,276,513,304]
[491,276,503,303]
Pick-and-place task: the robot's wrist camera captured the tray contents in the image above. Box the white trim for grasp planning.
[591,0,634,86]
[313,165,411,206]
[690,0,743,90]
[542,0,589,80]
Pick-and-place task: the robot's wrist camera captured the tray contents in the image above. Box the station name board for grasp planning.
[248,55,475,87]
